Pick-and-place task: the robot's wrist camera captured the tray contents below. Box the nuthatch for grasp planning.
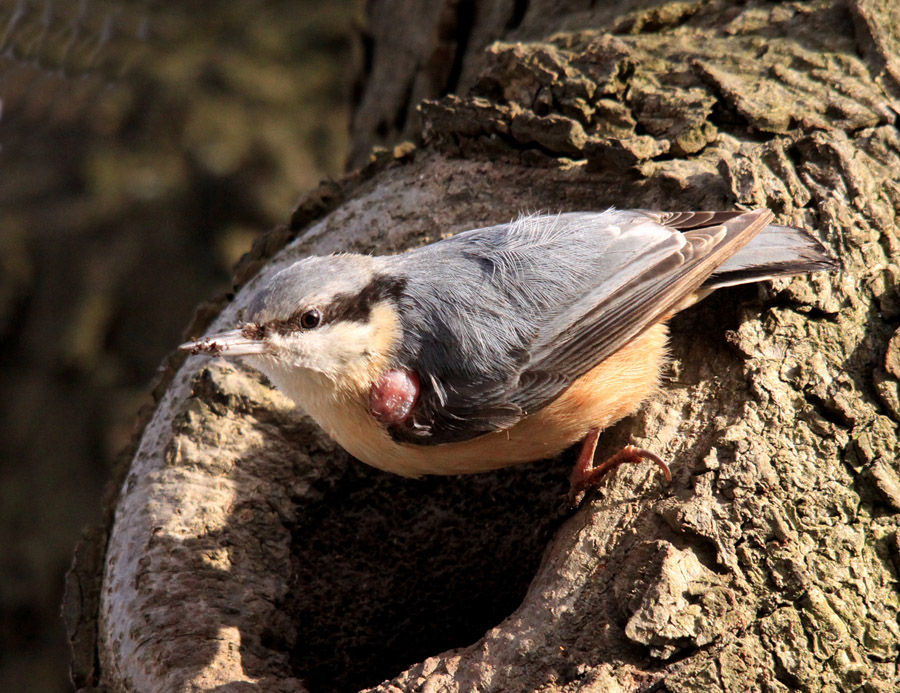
[182,209,836,504]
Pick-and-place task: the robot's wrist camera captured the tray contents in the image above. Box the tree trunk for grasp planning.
[67,0,900,691]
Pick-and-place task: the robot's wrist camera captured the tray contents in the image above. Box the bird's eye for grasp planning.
[299,308,322,329]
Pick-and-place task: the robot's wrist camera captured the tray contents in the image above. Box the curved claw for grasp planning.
[568,434,672,508]
[626,445,672,483]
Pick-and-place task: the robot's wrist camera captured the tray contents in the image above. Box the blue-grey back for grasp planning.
[385,211,687,442]
[374,209,831,446]
[390,211,674,374]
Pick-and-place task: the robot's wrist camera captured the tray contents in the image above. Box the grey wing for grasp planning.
[387,209,772,446]
[517,210,773,403]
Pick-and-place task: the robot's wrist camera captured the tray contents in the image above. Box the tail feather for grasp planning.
[702,224,838,289]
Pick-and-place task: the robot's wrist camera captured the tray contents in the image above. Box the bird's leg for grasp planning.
[568,427,601,507]
[568,429,672,507]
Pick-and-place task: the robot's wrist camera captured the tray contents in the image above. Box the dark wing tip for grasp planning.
[703,220,840,289]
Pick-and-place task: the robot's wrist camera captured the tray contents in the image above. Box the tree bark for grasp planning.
[68,0,900,691]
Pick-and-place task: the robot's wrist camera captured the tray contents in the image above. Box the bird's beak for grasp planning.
[179,328,268,357]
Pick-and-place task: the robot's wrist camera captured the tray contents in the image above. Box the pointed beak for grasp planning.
[179,328,268,357]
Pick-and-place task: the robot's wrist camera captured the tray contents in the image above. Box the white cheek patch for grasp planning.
[272,321,379,382]
[260,300,401,397]
[310,322,374,368]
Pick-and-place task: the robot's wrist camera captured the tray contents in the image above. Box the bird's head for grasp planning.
[182,254,406,402]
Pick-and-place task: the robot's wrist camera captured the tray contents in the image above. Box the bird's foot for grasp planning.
[567,429,671,508]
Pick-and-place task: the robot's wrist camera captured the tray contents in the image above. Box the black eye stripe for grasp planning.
[267,309,323,334]
[328,274,407,323]
[266,274,408,334]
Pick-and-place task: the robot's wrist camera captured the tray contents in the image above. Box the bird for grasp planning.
[181,209,837,505]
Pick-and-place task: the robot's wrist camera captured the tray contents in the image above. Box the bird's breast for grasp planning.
[285,323,670,478]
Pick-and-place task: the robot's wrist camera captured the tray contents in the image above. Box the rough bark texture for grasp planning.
[71,0,900,691]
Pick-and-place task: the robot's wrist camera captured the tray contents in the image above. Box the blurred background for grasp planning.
[0,0,362,689]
